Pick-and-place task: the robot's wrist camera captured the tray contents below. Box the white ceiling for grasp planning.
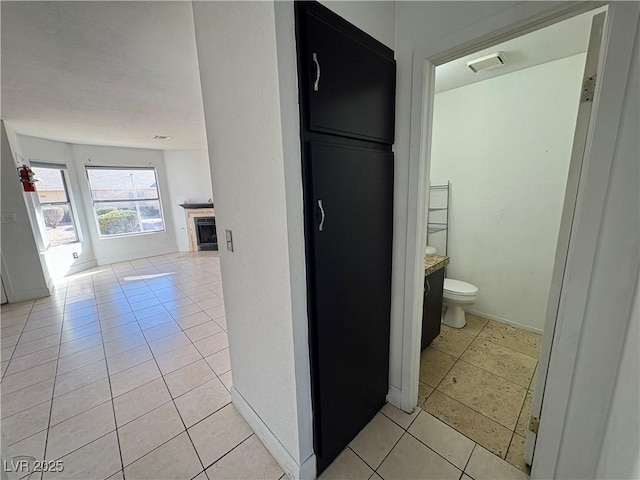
[435,7,605,94]
[1,3,604,149]
[1,1,207,150]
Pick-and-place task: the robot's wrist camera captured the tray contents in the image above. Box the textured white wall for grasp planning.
[192,0,312,469]
[319,1,396,49]
[163,150,213,252]
[430,54,585,332]
[1,123,50,301]
[596,280,639,479]
[593,29,640,474]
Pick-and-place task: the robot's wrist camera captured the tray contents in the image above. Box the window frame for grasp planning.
[31,162,80,248]
[85,166,166,239]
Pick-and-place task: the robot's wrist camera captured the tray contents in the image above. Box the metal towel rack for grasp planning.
[427,181,450,256]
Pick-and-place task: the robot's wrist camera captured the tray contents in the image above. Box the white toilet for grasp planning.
[425,246,479,328]
[442,278,478,328]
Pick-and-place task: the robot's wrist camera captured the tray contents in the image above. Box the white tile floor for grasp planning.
[1,252,283,480]
[2,251,528,480]
[319,405,529,480]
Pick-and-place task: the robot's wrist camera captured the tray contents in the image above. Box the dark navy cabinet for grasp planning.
[300,9,396,144]
[421,268,445,349]
[295,2,396,474]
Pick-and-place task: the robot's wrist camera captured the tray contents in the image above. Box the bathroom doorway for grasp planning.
[414,5,607,474]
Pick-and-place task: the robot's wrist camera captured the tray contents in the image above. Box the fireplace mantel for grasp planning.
[184,207,215,252]
[180,203,214,209]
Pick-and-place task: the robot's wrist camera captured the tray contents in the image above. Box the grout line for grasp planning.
[421,317,533,463]
[426,388,517,457]
[1,373,60,407]
[403,428,471,474]
[98,355,126,475]
[2,300,37,380]
[454,356,533,390]
[114,264,212,476]
[39,282,68,477]
[192,429,254,475]
[41,428,119,474]
[463,443,478,474]
[3,253,225,477]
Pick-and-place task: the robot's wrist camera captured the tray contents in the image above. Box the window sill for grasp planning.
[97,229,166,240]
[44,241,82,252]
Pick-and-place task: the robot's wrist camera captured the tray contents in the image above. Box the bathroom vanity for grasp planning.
[422,254,450,349]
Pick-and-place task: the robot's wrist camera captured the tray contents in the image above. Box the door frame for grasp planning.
[400,1,639,477]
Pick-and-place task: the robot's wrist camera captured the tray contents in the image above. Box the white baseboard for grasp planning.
[386,384,403,410]
[467,309,544,334]
[11,287,51,303]
[231,387,316,480]
[65,259,98,277]
[96,247,178,266]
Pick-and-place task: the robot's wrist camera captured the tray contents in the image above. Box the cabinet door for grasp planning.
[421,268,444,349]
[307,141,393,471]
[300,6,396,144]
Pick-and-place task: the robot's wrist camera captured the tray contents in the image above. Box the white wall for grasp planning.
[596,279,639,479]
[192,2,314,477]
[164,149,213,251]
[0,123,50,301]
[319,1,396,49]
[69,144,178,264]
[429,53,585,332]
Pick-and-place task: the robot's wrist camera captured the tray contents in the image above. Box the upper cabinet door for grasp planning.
[298,4,396,144]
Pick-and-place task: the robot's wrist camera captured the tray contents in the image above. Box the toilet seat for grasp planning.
[444,278,478,296]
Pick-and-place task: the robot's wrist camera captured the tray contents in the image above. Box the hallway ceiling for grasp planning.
[435,7,605,94]
[1,1,207,150]
[1,3,605,147]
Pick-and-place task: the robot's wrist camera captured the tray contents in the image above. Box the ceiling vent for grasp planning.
[467,52,507,73]
[153,135,173,140]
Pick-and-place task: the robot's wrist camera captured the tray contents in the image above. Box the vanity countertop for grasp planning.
[425,254,449,275]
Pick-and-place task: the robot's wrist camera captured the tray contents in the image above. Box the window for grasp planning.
[86,167,165,237]
[31,164,79,246]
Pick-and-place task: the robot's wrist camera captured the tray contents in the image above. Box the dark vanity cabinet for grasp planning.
[421,267,445,349]
[295,2,396,474]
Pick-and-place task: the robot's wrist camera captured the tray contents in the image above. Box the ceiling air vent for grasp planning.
[467,52,507,73]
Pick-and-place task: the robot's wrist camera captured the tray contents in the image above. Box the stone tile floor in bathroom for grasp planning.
[419,313,541,473]
[1,252,535,479]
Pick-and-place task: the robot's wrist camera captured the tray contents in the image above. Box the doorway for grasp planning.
[404,2,624,476]
[410,3,611,475]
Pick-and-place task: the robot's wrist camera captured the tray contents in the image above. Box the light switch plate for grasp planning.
[225,229,233,252]
[0,213,17,223]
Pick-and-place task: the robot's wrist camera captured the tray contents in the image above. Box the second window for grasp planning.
[86,167,165,237]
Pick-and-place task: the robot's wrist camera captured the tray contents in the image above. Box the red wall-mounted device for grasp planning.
[17,165,37,192]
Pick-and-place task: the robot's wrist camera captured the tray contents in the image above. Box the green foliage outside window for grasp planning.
[98,209,139,235]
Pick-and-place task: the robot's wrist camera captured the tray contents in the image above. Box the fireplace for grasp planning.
[194,217,218,251]
[180,205,216,252]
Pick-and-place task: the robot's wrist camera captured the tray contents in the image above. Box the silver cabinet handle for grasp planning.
[318,199,325,231]
[312,52,320,91]
[424,278,431,296]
